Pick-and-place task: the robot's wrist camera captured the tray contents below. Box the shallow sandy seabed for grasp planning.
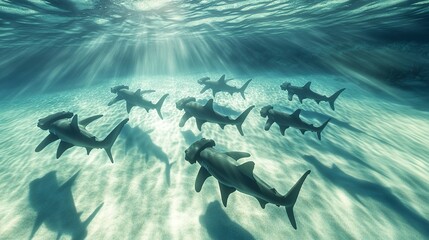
[0,75,428,240]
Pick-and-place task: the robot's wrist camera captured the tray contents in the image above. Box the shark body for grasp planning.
[281,81,345,110]
[109,85,168,118]
[35,111,128,163]
[185,138,310,229]
[176,97,254,136]
[260,106,330,140]
[198,75,252,99]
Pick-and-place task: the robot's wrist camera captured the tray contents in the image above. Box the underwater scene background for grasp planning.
[1,0,429,239]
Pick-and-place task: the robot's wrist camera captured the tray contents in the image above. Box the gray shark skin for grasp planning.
[176,97,254,136]
[260,106,330,140]
[108,85,168,119]
[35,111,129,163]
[198,74,252,99]
[185,138,311,229]
[29,171,103,240]
[280,81,345,110]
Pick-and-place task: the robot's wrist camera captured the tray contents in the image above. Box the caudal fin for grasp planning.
[234,105,255,136]
[328,88,345,110]
[155,94,169,119]
[239,79,252,99]
[284,170,311,230]
[102,118,129,163]
[316,118,330,140]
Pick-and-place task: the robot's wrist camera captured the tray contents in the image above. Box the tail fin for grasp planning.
[155,94,169,119]
[234,105,255,136]
[284,170,311,230]
[316,118,330,140]
[239,79,252,99]
[102,118,129,163]
[328,88,345,110]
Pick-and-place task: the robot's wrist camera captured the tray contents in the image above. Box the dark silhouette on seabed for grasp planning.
[302,155,429,236]
[200,201,255,240]
[28,171,103,240]
[121,125,173,186]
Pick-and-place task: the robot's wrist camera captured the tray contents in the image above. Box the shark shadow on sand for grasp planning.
[200,201,255,240]
[181,130,202,146]
[302,155,429,236]
[29,171,103,240]
[121,125,173,186]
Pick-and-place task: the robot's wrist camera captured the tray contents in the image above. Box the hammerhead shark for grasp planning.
[185,138,311,229]
[260,106,330,140]
[108,85,168,119]
[198,75,252,99]
[176,97,254,136]
[29,171,103,240]
[35,111,128,163]
[280,81,345,110]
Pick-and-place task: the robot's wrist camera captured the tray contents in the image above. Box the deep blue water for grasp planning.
[0,1,428,240]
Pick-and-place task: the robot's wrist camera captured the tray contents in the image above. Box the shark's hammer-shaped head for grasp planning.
[280,82,291,91]
[37,111,73,130]
[185,138,215,164]
[111,85,129,93]
[197,77,210,85]
[176,97,196,110]
[260,105,273,118]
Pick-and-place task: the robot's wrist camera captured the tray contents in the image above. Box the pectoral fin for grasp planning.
[195,167,211,192]
[56,141,74,158]
[224,151,250,160]
[179,113,192,127]
[126,102,134,113]
[264,119,274,131]
[200,86,210,94]
[219,182,236,207]
[288,92,293,101]
[108,96,121,106]
[35,134,59,152]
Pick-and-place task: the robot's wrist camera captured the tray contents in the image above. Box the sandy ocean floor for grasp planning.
[0,74,428,240]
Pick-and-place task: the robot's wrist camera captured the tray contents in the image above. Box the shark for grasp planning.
[280,81,345,110]
[176,97,254,136]
[108,85,168,119]
[29,171,103,240]
[260,105,330,140]
[198,74,252,99]
[185,138,311,229]
[35,111,128,163]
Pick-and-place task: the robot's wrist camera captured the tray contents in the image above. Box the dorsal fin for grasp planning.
[71,115,79,132]
[203,99,214,110]
[225,151,250,160]
[79,115,103,127]
[218,74,226,83]
[303,82,311,89]
[238,161,255,177]
[290,109,301,118]
[134,89,142,95]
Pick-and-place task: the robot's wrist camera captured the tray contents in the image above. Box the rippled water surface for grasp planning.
[1,1,429,240]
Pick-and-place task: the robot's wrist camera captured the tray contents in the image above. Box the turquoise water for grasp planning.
[1,1,429,240]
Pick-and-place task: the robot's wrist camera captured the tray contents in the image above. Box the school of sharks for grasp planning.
[33,74,345,238]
